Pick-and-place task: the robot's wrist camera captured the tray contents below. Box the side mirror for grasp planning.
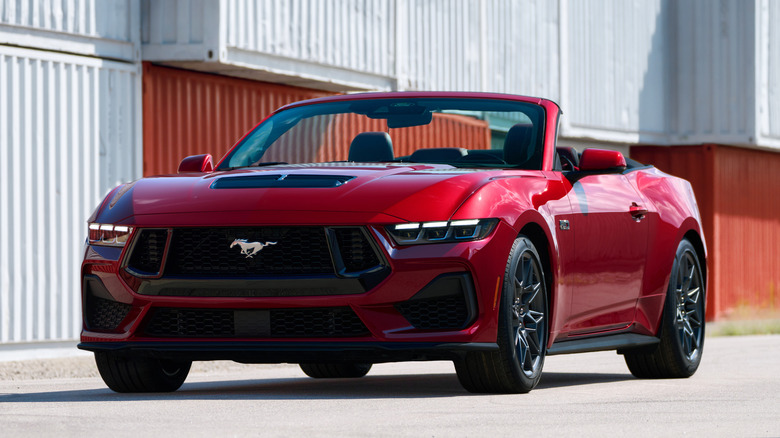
[178,154,214,173]
[578,149,626,172]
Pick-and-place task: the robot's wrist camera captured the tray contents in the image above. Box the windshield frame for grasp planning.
[215,94,549,171]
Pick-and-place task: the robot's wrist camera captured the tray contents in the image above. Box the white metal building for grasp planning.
[1,0,778,349]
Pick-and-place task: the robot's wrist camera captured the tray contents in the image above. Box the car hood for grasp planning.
[97,164,534,224]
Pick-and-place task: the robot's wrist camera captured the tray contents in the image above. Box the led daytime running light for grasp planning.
[88,223,134,247]
[388,218,498,245]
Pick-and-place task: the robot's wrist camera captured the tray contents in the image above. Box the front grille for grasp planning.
[396,295,470,330]
[126,229,168,275]
[86,296,132,331]
[144,307,369,338]
[124,226,387,287]
[163,227,333,277]
[333,228,381,272]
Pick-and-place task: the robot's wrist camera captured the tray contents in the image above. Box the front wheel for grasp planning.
[624,238,705,378]
[455,236,548,393]
[95,352,191,393]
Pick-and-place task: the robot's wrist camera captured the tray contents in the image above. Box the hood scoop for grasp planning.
[211,174,356,189]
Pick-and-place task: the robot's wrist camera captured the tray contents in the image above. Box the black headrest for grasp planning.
[348,132,394,162]
[410,148,467,163]
[503,123,538,167]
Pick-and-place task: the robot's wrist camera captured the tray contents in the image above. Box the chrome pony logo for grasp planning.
[230,239,277,258]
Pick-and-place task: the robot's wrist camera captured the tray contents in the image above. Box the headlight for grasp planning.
[386,219,498,245]
[88,223,134,247]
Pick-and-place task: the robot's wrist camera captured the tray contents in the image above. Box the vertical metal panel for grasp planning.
[630,144,780,320]
[400,0,481,91]
[225,0,394,77]
[481,0,560,98]
[0,46,140,344]
[142,63,333,177]
[0,0,133,41]
[566,0,667,134]
[758,0,780,143]
[669,0,754,141]
[713,145,780,316]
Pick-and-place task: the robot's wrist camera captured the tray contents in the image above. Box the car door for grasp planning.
[563,170,649,335]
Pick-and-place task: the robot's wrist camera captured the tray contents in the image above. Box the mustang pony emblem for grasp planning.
[230,239,277,258]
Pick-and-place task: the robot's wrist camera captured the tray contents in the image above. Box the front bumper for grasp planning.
[80,221,517,357]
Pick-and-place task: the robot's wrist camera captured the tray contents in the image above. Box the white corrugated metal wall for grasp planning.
[758,0,780,147]
[0,0,131,40]
[669,0,755,145]
[564,0,667,143]
[0,0,141,345]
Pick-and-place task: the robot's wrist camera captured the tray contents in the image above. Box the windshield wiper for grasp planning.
[252,161,288,167]
[218,162,289,171]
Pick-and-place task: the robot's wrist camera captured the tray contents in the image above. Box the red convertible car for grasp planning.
[80,92,706,393]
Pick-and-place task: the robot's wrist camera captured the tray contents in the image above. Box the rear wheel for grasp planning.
[299,362,372,378]
[95,352,191,393]
[624,238,705,378]
[455,236,548,393]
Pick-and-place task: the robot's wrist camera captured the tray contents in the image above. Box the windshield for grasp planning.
[218,97,546,170]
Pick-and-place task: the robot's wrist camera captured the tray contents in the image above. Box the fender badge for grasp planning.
[230,239,277,258]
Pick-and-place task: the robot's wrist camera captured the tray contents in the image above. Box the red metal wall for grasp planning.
[142,63,333,176]
[631,144,780,320]
[144,64,491,172]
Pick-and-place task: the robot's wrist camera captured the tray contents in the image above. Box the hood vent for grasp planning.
[211,174,355,189]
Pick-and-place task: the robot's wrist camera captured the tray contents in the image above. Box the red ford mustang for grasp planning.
[80,92,706,393]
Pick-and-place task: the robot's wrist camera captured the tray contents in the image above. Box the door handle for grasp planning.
[630,203,647,220]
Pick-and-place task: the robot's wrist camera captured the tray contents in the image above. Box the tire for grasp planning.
[455,236,548,393]
[299,362,372,378]
[624,238,705,378]
[95,352,191,393]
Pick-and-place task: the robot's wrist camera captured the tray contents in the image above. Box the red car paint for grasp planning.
[80,92,706,368]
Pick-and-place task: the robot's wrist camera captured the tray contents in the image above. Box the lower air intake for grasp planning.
[144,307,369,338]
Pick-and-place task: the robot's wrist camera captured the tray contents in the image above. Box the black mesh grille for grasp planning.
[270,307,369,338]
[396,295,469,330]
[163,227,333,277]
[144,307,369,338]
[145,309,234,337]
[86,296,131,331]
[333,228,381,272]
[127,229,168,275]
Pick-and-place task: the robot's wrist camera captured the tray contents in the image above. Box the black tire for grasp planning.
[299,362,372,378]
[624,238,705,378]
[455,236,548,393]
[95,352,191,393]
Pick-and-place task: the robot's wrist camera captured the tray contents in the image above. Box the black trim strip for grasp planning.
[547,333,659,356]
[78,341,499,363]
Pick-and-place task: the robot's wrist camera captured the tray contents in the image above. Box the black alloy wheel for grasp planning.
[624,238,705,378]
[455,236,548,393]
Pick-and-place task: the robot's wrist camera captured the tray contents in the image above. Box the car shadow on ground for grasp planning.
[0,370,635,403]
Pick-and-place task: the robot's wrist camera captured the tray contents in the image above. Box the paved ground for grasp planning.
[1,335,778,437]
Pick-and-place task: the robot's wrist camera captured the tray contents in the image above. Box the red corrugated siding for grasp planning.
[143,66,491,171]
[631,144,780,320]
[142,63,333,176]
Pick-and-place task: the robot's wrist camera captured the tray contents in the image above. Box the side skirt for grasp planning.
[547,333,659,356]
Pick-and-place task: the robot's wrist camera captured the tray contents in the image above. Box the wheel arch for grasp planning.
[683,229,708,298]
[517,221,556,346]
